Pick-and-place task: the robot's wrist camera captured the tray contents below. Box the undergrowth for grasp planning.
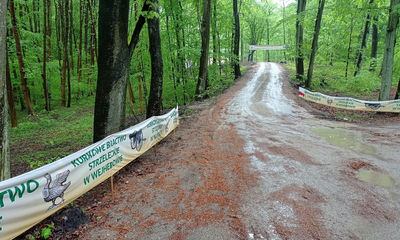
[286,62,396,100]
[10,68,242,172]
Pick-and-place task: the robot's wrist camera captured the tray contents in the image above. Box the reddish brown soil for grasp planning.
[14,63,400,239]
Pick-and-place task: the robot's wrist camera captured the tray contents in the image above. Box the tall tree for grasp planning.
[265,3,273,63]
[354,0,374,76]
[1,0,11,181]
[146,0,164,118]
[345,16,355,78]
[93,0,149,142]
[233,0,241,79]
[195,0,211,99]
[164,5,178,105]
[69,0,74,71]
[61,0,67,106]
[306,0,325,88]
[246,15,265,62]
[169,0,185,84]
[87,0,98,61]
[369,16,378,71]
[282,0,287,62]
[10,0,35,115]
[43,0,50,111]
[379,0,400,101]
[295,0,307,81]
[33,0,40,32]
[66,0,72,107]
[77,0,84,97]
[47,0,51,58]
[211,0,220,73]
[55,0,62,68]
[6,54,18,128]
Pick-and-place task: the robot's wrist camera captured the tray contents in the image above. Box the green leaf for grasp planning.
[41,227,52,239]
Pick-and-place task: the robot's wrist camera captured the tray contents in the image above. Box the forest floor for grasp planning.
[15,62,400,240]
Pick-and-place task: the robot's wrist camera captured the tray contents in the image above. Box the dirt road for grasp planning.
[78,62,400,240]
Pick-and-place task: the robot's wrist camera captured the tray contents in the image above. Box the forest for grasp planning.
[1,0,400,180]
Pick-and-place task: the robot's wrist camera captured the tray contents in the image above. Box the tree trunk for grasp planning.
[47,0,51,58]
[178,1,187,80]
[345,17,354,78]
[282,1,286,62]
[24,2,33,32]
[66,0,71,107]
[212,0,222,75]
[170,0,185,84]
[87,0,98,61]
[369,16,378,71]
[84,0,88,67]
[7,29,26,111]
[43,0,50,111]
[165,14,178,105]
[212,0,217,66]
[33,0,38,33]
[6,54,18,128]
[395,77,400,99]
[127,80,136,114]
[195,0,211,99]
[233,0,241,79]
[135,3,144,113]
[171,2,181,84]
[88,24,95,95]
[248,50,255,61]
[67,57,71,107]
[306,0,325,88]
[0,0,11,181]
[77,0,83,98]
[146,0,164,118]
[56,0,62,68]
[354,0,373,76]
[10,0,35,115]
[295,0,306,81]
[93,0,149,142]
[267,19,270,62]
[61,0,67,107]
[241,21,244,61]
[379,0,400,101]
[94,0,130,142]
[137,52,144,112]
[69,0,74,71]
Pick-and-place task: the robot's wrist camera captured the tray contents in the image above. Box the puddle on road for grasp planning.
[390,192,400,201]
[263,64,293,115]
[310,127,375,155]
[390,192,400,207]
[357,170,395,188]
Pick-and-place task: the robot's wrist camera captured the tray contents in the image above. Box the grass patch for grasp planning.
[11,67,241,173]
[286,62,391,100]
[10,99,95,169]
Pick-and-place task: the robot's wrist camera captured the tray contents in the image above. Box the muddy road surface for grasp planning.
[78,63,400,240]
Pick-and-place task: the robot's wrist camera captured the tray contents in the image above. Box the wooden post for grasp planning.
[110,173,114,196]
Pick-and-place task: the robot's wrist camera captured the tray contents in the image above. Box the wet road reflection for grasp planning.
[222,62,400,239]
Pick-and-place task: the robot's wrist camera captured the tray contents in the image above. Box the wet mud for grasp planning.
[20,62,400,240]
[224,63,400,240]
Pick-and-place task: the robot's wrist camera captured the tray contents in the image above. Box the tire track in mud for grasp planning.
[224,62,400,240]
[78,62,400,240]
[79,64,261,240]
